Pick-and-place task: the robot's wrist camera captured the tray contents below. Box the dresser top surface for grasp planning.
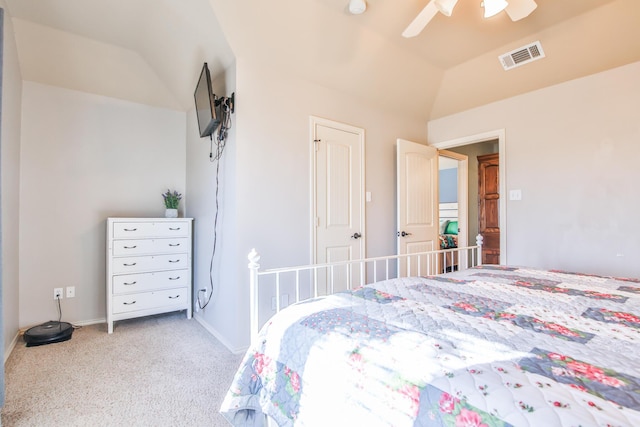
[108,217,193,222]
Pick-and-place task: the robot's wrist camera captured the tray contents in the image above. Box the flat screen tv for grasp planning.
[194,63,220,138]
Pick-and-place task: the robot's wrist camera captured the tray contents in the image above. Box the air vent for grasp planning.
[499,41,545,71]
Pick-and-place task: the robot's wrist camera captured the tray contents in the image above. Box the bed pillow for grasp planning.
[444,220,458,235]
[439,219,450,234]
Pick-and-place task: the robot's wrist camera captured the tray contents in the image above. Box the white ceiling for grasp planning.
[322,0,619,69]
[4,0,640,119]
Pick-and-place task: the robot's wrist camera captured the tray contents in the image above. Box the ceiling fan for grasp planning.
[402,0,537,38]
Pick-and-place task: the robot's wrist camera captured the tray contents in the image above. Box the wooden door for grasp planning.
[478,153,500,264]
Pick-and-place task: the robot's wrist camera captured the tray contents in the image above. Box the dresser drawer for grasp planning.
[112,270,189,294]
[112,288,188,314]
[112,238,189,256]
[112,221,190,239]
[111,254,189,274]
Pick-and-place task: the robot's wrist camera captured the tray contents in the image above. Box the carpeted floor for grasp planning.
[1,312,243,427]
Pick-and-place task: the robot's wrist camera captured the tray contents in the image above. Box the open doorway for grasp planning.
[438,151,468,250]
[432,130,506,265]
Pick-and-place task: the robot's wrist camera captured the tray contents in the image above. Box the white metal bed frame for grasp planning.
[248,235,484,342]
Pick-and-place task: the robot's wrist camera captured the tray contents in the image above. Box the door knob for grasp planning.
[397,231,412,237]
[351,232,362,239]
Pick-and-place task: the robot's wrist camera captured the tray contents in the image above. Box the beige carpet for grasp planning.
[1,312,243,427]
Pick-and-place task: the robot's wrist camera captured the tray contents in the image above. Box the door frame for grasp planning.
[431,129,507,264]
[310,116,366,264]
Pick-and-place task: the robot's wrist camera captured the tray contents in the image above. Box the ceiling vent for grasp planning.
[499,41,545,71]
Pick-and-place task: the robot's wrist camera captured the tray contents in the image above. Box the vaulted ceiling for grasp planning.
[5,0,640,121]
[324,0,620,69]
[4,0,234,110]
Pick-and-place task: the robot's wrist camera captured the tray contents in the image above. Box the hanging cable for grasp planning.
[56,295,62,323]
[198,141,222,310]
[198,98,232,310]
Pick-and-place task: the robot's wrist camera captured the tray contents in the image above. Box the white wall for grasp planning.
[186,63,239,351]
[186,55,429,352]
[1,1,23,359]
[19,82,186,329]
[428,61,640,278]
[207,60,427,351]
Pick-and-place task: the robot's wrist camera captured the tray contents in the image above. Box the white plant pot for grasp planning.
[165,208,178,218]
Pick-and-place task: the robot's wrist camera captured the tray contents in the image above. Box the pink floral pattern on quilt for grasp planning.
[221,266,640,427]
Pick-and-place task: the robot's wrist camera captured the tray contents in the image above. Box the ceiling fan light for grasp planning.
[434,0,459,17]
[482,0,509,18]
[348,0,367,15]
[505,0,537,21]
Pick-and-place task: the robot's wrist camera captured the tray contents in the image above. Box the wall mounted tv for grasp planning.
[194,62,220,138]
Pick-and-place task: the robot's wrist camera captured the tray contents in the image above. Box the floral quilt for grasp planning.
[220,266,640,426]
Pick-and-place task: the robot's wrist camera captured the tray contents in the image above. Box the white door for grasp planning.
[313,117,364,294]
[397,139,439,276]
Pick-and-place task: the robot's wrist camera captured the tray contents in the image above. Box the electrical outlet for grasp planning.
[66,286,75,298]
[54,288,63,300]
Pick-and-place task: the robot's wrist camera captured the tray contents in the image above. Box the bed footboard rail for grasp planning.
[249,235,483,342]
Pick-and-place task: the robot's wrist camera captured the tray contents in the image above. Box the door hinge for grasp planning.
[313,139,320,151]
[315,217,320,227]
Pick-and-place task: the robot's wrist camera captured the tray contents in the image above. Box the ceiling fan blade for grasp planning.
[402,1,438,38]
[505,0,537,21]
[434,0,459,17]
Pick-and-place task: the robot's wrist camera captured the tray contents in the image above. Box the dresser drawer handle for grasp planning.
[123,263,137,267]
[123,245,137,249]
[123,228,137,232]
[168,277,180,280]
[169,227,181,231]
[123,301,137,305]
[168,259,180,263]
[168,295,181,299]
[124,281,137,286]
[168,243,181,247]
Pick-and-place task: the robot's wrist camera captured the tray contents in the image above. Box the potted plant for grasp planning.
[162,189,182,218]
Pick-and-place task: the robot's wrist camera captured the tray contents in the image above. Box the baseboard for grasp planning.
[71,318,106,327]
[193,314,248,355]
[4,331,20,364]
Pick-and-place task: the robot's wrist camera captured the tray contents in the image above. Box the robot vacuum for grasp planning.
[23,321,73,347]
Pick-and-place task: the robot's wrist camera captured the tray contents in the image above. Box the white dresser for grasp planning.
[106,217,193,333]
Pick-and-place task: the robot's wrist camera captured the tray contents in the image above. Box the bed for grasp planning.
[220,243,640,427]
[439,202,459,272]
[439,220,459,273]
